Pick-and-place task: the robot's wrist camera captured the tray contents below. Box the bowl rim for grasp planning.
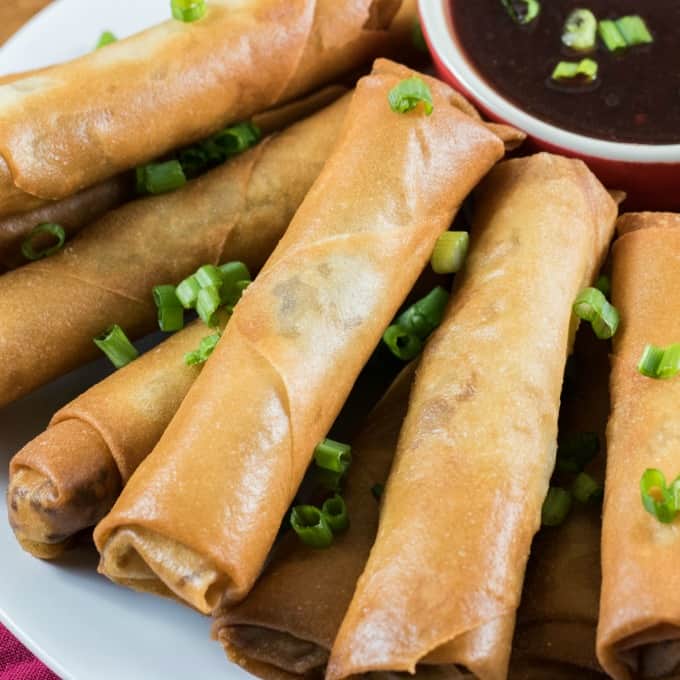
[418,0,680,164]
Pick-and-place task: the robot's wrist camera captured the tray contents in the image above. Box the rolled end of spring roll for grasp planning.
[0,0,408,217]
[214,364,416,677]
[6,321,211,559]
[93,60,512,615]
[326,153,618,680]
[597,212,680,680]
[8,420,121,560]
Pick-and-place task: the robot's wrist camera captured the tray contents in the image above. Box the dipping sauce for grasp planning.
[452,1,680,144]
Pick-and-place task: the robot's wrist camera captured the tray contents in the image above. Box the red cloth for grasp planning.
[0,625,58,680]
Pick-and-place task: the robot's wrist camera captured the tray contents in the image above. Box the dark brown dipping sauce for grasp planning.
[452,0,680,144]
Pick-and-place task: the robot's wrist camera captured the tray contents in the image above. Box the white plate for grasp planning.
[0,3,251,679]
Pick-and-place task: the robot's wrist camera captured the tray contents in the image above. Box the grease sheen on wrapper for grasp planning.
[94,60,510,614]
[0,95,350,408]
[0,0,407,217]
[597,213,680,680]
[327,153,618,680]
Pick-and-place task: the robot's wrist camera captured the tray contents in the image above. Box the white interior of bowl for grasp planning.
[419,0,680,163]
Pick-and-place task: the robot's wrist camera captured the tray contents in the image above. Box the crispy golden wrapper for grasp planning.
[94,60,509,614]
[0,0,409,217]
[598,212,680,680]
[0,94,350,407]
[327,154,617,680]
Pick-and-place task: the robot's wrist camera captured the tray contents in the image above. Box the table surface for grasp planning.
[0,0,50,46]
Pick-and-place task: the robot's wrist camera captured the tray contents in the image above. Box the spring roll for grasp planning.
[0,94,350,408]
[93,60,510,614]
[0,84,348,272]
[213,364,414,677]
[0,0,411,218]
[597,212,680,680]
[6,320,215,560]
[0,175,134,272]
[511,331,609,680]
[327,153,618,680]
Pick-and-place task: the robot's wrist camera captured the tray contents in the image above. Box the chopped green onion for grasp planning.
[541,487,572,527]
[551,58,599,83]
[93,324,139,369]
[195,264,223,289]
[196,285,222,326]
[212,122,260,156]
[21,223,66,261]
[218,262,251,306]
[397,286,450,339]
[657,344,680,380]
[501,0,540,25]
[598,19,627,51]
[171,0,206,22]
[185,332,221,366]
[222,279,251,310]
[153,285,184,332]
[562,9,597,51]
[95,31,117,49]
[322,495,349,533]
[573,287,619,340]
[556,432,600,474]
[314,439,352,474]
[290,505,333,548]
[638,343,680,380]
[176,275,201,309]
[388,77,433,116]
[431,231,469,274]
[641,469,678,524]
[595,274,611,297]
[178,122,260,178]
[615,15,653,46]
[315,468,344,493]
[219,261,251,288]
[572,472,603,504]
[412,18,428,52]
[383,325,422,361]
[136,160,186,195]
[371,483,384,501]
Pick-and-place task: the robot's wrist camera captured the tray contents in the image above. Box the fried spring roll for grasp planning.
[511,331,609,680]
[0,175,134,272]
[213,365,414,677]
[0,84,348,272]
[327,153,618,680]
[93,60,510,614]
[0,95,350,408]
[597,212,680,680]
[0,0,410,218]
[6,320,215,560]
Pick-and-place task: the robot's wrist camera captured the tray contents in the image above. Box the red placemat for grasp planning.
[0,625,59,680]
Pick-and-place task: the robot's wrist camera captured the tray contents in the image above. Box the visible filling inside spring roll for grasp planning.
[8,420,121,557]
[616,631,680,679]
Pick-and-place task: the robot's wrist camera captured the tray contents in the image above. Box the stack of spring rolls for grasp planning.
[11,2,680,678]
[93,58,511,613]
[0,0,425,404]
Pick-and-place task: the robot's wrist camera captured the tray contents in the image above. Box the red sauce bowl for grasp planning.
[419,0,680,209]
